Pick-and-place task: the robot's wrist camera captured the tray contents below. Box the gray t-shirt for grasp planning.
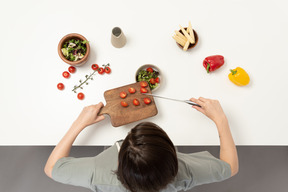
[52,142,231,192]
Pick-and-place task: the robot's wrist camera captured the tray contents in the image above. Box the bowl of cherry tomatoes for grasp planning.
[135,64,161,92]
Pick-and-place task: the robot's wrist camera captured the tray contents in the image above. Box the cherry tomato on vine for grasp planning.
[57,83,65,90]
[128,87,136,94]
[98,67,104,74]
[146,67,153,73]
[91,64,99,71]
[120,91,127,98]
[68,66,76,73]
[140,81,148,88]
[143,98,152,104]
[133,99,140,106]
[77,92,85,100]
[104,67,111,74]
[62,71,70,78]
[121,101,128,107]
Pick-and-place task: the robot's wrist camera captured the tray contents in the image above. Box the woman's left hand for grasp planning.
[75,102,105,128]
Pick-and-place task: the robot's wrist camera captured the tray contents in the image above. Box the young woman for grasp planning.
[44,97,238,192]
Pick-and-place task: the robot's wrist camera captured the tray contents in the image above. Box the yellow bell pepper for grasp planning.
[228,67,250,86]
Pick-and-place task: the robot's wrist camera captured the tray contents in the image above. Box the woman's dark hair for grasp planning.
[116,122,178,192]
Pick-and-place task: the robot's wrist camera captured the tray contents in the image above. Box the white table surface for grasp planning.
[1,0,288,145]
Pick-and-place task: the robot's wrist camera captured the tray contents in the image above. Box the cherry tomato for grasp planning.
[62,71,70,78]
[98,67,104,74]
[104,67,111,74]
[140,81,148,88]
[121,101,128,107]
[120,91,127,98]
[149,78,156,85]
[146,67,154,73]
[155,77,160,83]
[77,92,85,100]
[143,98,152,104]
[68,66,76,73]
[140,87,148,93]
[128,87,136,94]
[91,64,99,71]
[57,83,64,90]
[133,99,140,106]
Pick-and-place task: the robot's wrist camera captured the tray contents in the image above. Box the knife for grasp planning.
[143,93,201,107]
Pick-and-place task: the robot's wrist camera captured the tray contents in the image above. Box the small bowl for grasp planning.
[58,33,90,66]
[135,64,162,92]
[176,28,198,50]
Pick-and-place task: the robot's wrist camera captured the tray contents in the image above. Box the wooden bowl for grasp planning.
[58,33,90,66]
[176,28,198,50]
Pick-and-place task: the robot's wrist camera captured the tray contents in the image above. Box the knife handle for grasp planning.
[184,100,201,107]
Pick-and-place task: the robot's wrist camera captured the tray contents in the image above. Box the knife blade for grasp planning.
[143,93,201,107]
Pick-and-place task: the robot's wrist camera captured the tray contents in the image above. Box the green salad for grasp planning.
[61,39,88,61]
[137,67,160,90]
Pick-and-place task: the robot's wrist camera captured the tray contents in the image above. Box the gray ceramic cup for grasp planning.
[111,27,126,48]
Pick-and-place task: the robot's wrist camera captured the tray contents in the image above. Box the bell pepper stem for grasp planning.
[230,69,237,75]
[206,63,210,73]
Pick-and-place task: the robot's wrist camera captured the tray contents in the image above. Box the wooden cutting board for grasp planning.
[99,82,158,127]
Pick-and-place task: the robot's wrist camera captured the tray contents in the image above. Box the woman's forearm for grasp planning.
[44,103,105,178]
[44,121,85,178]
[190,97,239,177]
[215,117,239,176]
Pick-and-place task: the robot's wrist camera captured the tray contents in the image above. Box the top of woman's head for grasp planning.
[116,122,178,192]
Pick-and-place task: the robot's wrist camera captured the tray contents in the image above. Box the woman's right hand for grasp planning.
[191,97,239,177]
[190,97,227,125]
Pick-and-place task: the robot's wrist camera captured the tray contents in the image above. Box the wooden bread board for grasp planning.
[99,82,158,127]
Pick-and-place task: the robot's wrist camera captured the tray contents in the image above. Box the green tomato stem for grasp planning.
[72,70,97,92]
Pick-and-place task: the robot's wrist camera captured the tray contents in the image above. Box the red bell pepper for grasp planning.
[203,55,225,73]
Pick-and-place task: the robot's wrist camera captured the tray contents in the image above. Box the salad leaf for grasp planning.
[61,48,69,57]
[69,54,75,61]
[149,83,158,89]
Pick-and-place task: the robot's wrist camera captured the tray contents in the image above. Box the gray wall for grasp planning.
[0,146,287,192]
